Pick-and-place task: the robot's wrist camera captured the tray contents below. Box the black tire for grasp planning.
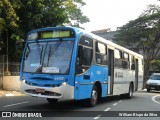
[47,98,58,104]
[87,85,98,107]
[125,84,133,99]
[147,88,150,92]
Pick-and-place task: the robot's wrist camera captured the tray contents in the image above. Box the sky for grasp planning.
[81,0,160,32]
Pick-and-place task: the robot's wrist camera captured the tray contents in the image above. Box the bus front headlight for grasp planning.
[22,80,26,83]
[62,82,67,86]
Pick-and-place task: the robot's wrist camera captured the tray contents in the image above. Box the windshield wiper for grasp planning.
[35,40,44,65]
[25,44,30,60]
[47,39,63,66]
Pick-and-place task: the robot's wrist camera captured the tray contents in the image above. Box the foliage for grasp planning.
[150,58,160,71]
[114,5,160,87]
[0,0,19,60]
[0,0,89,61]
[13,0,89,39]
[0,0,19,31]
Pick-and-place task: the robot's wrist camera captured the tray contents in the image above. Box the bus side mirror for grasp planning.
[16,41,25,59]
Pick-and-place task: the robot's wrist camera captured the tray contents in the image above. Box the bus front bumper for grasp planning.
[21,81,74,100]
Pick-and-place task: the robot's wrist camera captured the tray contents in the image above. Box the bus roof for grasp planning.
[27,26,143,59]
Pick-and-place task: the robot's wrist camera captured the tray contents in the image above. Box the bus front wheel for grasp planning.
[47,98,58,104]
[87,85,98,107]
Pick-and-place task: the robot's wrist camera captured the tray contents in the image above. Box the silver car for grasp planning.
[146,73,160,92]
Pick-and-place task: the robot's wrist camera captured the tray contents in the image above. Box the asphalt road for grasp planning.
[0,90,160,120]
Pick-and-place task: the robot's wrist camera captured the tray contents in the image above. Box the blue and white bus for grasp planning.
[20,27,143,106]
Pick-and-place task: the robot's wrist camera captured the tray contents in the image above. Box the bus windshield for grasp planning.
[23,41,74,74]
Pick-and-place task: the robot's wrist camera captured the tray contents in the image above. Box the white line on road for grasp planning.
[104,107,111,111]
[152,95,160,105]
[113,103,118,106]
[93,100,121,119]
[3,101,30,107]
[93,114,102,119]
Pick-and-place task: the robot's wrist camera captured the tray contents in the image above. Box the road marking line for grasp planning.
[3,101,30,107]
[152,95,160,105]
[5,94,15,96]
[113,103,118,106]
[93,114,102,119]
[118,100,122,103]
[104,107,111,111]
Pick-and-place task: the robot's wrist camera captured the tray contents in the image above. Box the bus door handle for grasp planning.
[84,75,90,80]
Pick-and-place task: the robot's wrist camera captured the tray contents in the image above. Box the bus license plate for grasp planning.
[36,88,45,93]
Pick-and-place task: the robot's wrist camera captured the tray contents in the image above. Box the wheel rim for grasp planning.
[91,90,97,104]
[130,86,133,97]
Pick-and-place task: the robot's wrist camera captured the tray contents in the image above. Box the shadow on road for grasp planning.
[21,95,129,111]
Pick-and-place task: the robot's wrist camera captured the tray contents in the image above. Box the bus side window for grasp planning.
[95,42,107,65]
[76,36,93,75]
[122,52,129,69]
[130,55,135,70]
[115,49,123,68]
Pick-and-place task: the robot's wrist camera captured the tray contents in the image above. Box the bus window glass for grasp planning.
[130,55,135,70]
[23,41,74,74]
[115,49,122,59]
[96,42,106,54]
[77,36,93,74]
[77,46,93,74]
[132,56,135,63]
[95,42,107,65]
[79,36,93,47]
[79,46,92,66]
[124,52,129,61]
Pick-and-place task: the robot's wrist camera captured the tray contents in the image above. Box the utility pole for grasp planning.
[4,29,11,76]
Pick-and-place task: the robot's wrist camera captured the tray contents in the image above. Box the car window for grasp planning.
[150,75,160,80]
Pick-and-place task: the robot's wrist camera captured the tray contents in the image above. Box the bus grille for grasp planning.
[25,89,61,96]
[25,81,61,87]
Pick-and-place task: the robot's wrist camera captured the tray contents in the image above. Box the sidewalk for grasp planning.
[0,90,25,96]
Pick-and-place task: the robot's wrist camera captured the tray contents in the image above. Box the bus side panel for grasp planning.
[74,65,108,100]
[113,68,134,95]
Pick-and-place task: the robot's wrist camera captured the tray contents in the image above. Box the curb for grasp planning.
[0,91,26,97]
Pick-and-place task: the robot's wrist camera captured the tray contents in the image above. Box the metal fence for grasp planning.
[0,55,20,89]
[0,55,20,76]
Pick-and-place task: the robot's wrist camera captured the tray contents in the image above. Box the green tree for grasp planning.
[0,0,19,31]
[14,0,89,39]
[114,5,160,88]
[0,0,89,61]
[0,0,19,59]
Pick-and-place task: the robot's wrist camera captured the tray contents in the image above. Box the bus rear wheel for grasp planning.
[125,84,133,99]
[87,85,98,107]
[47,98,58,104]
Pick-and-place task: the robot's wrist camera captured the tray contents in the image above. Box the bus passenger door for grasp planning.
[135,59,139,91]
[108,49,114,95]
